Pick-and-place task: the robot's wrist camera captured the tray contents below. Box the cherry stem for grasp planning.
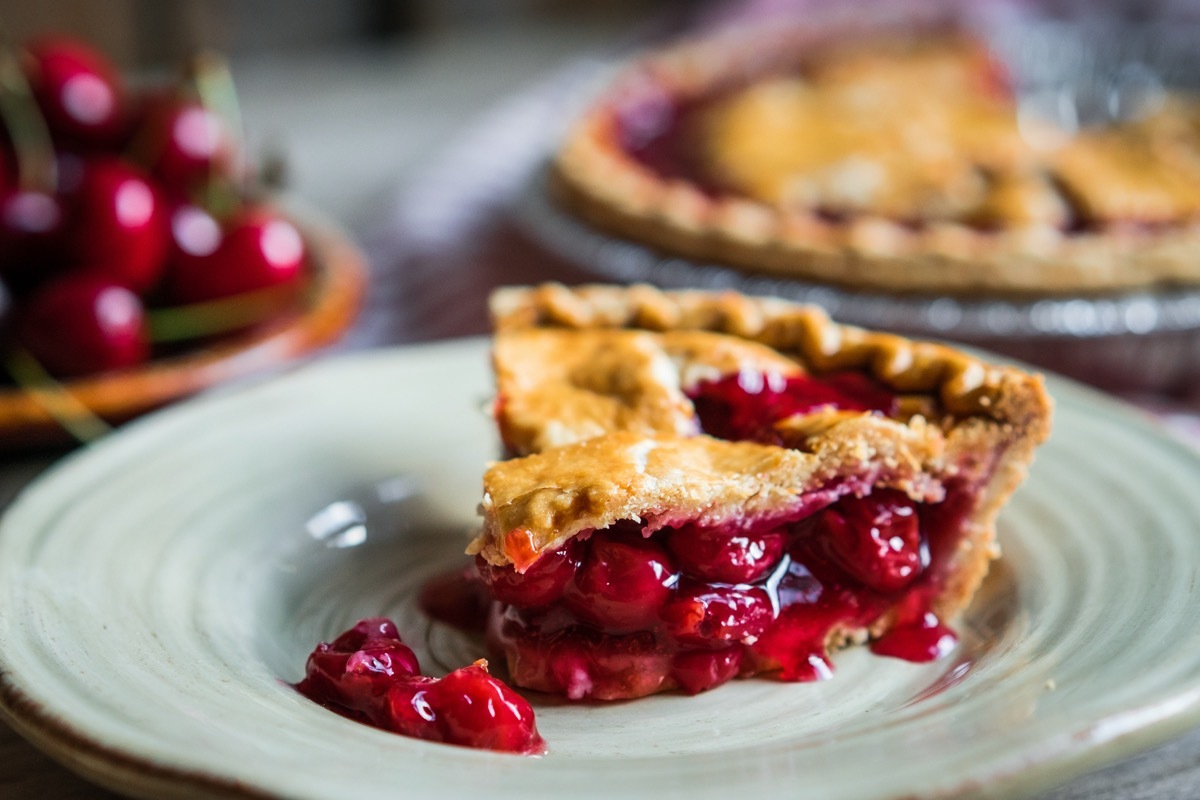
[145,283,305,342]
[4,347,112,443]
[189,50,244,218]
[0,30,58,193]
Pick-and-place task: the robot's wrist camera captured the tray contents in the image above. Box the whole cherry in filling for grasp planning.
[563,529,678,631]
[799,489,928,592]
[688,370,898,444]
[297,618,544,755]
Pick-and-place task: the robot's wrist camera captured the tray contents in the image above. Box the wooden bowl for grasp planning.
[0,214,368,451]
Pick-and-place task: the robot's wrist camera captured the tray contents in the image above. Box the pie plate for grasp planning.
[2,339,1200,800]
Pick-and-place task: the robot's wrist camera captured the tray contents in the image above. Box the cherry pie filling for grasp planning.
[297,618,545,754]
[481,370,986,700]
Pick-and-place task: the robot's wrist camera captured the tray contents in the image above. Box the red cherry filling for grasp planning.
[688,371,898,444]
[661,583,774,646]
[665,523,784,583]
[481,483,974,700]
[671,647,744,695]
[476,541,579,610]
[298,618,544,755]
[799,489,927,592]
[563,532,678,631]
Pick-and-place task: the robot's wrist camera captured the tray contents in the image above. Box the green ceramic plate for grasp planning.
[2,339,1199,799]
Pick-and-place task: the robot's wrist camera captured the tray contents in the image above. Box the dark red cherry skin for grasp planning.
[384,676,439,738]
[24,37,128,148]
[564,532,679,632]
[329,617,405,652]
[689,371,899,444]
[0,189,68,293]
[476,541,579,609]
[16,276,148,377]
[665,524,785,584]
[67,158,169,293]
[143,98,235,193]
[300,618,420,717]
[299,619,545,754]
[422,663,544,753]
[810,490,927,593]
[166,207,305,304]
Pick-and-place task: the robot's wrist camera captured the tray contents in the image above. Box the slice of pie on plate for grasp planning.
[467,284,1052,700]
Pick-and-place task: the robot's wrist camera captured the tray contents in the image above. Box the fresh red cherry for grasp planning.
[419,662,545,753]
[661,584,775,646]
[166,206,305,304]
[809,490,928,593]
[564,531,678,631]
[0,189,67,292]
[671,647,743,695]
[476,541,579,609]
[67,158,169,293]
[143,97,235,193]
[16,276,148,377]
[665,523,785,584]
[23,37,128,147]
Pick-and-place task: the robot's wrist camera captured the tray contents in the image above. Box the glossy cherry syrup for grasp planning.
[297,618,545,755]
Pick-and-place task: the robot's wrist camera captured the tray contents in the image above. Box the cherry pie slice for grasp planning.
[469,284,1051,700]
[552,23,1200,294]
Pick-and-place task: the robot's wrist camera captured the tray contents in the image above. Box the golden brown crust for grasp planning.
[552,23,1200,295]
[491,283,1052,436]
[494,328,801,454]
[472,422,948,569]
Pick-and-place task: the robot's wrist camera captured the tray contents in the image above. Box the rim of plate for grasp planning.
[1,339,1200,800]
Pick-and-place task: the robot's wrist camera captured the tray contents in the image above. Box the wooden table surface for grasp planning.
[4,38,1200,800]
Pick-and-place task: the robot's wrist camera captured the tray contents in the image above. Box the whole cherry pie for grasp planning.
[552,24,1200,294]
[467,284,1052,700]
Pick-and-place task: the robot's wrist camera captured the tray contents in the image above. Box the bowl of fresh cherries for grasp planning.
[0,36,366,449]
